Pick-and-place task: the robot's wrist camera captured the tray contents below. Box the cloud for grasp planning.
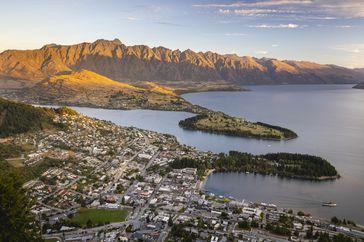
[224,33,246,36]
[332,43,364,53]
[194,0,312,8]
[336,25,353,28]
[272,44,279,47]
[318,0,364,18]
[155,21,183,26]
[219,8,300,16]
[256,50,269,54]
[250,23,299,28]
[195,0,364,19]
[126,17,138,21]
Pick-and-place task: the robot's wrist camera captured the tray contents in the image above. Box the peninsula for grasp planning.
[171,151,339,181]
[179,112,298,140]
[2,70,297,141]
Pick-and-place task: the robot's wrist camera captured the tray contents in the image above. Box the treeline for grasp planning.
[256,122,298,139]
[316,232,357,242]
[216,151,338,179]
[0,97,55,137]
[178,113,208,129]
[263,153,338,178]
[168,222,197,241]
[0,98,76,137]
[170,158,211,179]
[170,151,338,180]
[0,170,42,241]
[331,216,357,227]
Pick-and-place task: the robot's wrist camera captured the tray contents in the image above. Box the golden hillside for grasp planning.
[16,69,207,113]
[45,70,140,91]
[144,81,177,96]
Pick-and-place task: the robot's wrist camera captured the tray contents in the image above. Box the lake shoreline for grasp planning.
[10,84,363,223]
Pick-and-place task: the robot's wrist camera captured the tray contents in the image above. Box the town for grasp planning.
[8,111,364,242]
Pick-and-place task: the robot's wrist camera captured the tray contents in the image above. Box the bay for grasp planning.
[71,84,364,223]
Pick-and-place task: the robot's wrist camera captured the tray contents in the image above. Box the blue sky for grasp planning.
[0,0,363,68]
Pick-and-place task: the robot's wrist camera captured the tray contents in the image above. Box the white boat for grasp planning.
[322,202,337,207]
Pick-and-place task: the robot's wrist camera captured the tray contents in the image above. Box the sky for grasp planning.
[0,0,363,68]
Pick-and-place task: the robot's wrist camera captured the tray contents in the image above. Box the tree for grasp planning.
[77,196,86,207]
[220,212,229,219]
[306,225,314,239]
[251,220,259,228]
[168,216,174,227]
[318,232,331,242]
[331,216,339,224]
[0,171,42,242]
[238,220,251,230]
[332,233,354,242]
[86,219,93,228]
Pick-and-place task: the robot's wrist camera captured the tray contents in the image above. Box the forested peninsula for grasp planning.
[171,151,339,181]
[179,113,298,140]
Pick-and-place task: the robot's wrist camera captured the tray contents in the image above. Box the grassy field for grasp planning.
[71,208,128,226]
[6,158,25,167]
[197,114,283,137]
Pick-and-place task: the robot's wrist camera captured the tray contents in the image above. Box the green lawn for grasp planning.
[6,158,25,167]
[71,208,128,226]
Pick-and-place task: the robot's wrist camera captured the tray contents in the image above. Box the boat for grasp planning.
[322,202,337,207]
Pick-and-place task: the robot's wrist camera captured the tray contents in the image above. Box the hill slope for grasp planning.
[16,69,206,113]
[0,39,363,89]
[0,97,55,137]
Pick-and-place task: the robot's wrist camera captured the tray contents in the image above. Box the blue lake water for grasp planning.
[71,84,364,224]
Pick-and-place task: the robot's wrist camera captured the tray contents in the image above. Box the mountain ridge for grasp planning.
[0,38,363,89]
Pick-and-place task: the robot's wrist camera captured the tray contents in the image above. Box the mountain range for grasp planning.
[1,39,363,91]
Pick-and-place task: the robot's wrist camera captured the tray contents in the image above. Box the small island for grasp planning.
[179,112,298,140]
[171,151,339,181]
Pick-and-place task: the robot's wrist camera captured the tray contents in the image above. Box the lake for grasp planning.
[71,84,364,224]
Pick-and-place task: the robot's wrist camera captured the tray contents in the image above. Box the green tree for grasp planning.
[168,216,174,227]
[86,219,93,228]
[331,216,340,224]
[306,225,314,239]
[0,171,42,242]
[220,211,229,219]
[318,232,331,242]
[251,220,259,228]
[238,220,251,230]
[332,233,354,242]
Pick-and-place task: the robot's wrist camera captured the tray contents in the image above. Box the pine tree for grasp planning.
[0,171,42,242]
